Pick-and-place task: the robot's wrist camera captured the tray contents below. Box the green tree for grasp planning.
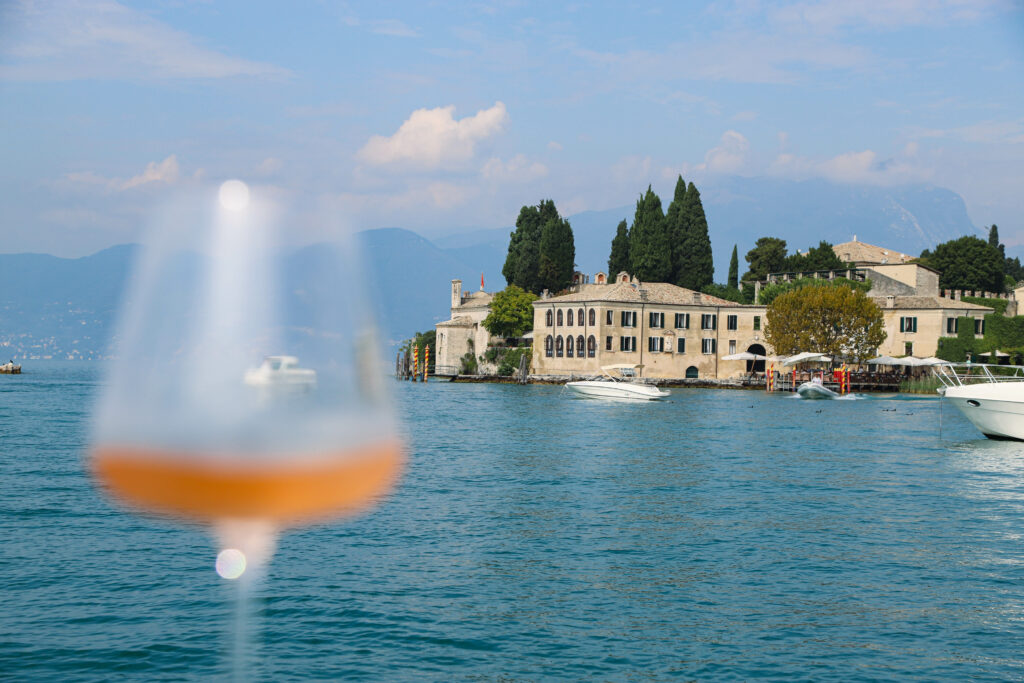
[677,181,713,290]
[727,244,739,290]
[701,282,744,303]
[665,175,688,284]
[765,283,886,362]
[538,213,575,293]
[607,219,631,277]
[758,276,870,306]
[401,330,437,373]
[919,235,1006,292]
[629,186,671,282]
[482,285,539,339]
[502,199,559,292]
[743,237,788,282]
[989,224,1002,252]
[784,241,846,272]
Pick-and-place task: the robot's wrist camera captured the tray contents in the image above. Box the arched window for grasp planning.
[567,309,574,326]
[587,335,596,357]
[545,310,553,327]
[556,336,564,357]
[567,335,574,357]
[576,335,585,357]
[545,335,553,357]
[577,308,585,326]
[685,366,699,379]
[557,309,563,326]
[588,309,595,326]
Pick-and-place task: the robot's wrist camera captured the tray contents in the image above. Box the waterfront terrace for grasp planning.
[531,271,769,380]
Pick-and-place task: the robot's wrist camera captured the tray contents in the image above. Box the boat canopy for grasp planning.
[721,351,766,361]
[600,364,644,371]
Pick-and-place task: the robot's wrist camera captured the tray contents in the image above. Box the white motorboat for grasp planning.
[935,363,1024,440]
[796,376,840,399]
[244,355,317,390]
[565,364,670,401]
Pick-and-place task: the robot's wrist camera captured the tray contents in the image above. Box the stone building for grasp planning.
[434,279,494,375]
[530,272,769,380]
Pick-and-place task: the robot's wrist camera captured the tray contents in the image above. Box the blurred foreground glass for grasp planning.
[90,181,403,574]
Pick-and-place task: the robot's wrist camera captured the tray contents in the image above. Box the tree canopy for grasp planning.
[758,276,870,306]
[502,200,574,294]
[743,237,788,282]
[607,219,631,277]
[482,285,538,338]
[765,283,886,362]
[629,186,672,282]
[919,235,1006,293]
[784,241,846,272]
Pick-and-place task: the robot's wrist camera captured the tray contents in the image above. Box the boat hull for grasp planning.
[945,383,1024,441]
[796,382,840,399]
[565,380,669,401]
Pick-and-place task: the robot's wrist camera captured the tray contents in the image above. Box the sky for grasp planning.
[1,0,1023,257]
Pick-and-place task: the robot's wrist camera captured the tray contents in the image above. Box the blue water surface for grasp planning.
[3,362,1024,681]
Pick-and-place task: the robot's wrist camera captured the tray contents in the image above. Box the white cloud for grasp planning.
[768,148,932,185]
[481,154,548,183]
[66,154,181,191]
[916,119,1024,144]
[0,0,290,81]
[698,130,749,173]
[357,102,508,169]
[254,157,283,176]
[548,141,564,151]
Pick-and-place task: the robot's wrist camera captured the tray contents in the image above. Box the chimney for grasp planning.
[886,295,895,309]
[451,279,463,309]
[692,292,702,303]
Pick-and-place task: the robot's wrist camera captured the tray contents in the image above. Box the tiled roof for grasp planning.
[871,296,994,311]
[833,240,913,265]
[534,281,745,307]
[436,315,476,327]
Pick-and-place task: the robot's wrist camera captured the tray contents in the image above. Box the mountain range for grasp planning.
[0,177,993,359]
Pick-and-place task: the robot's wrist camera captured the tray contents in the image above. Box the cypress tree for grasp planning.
[608,219,631,277]
[629,186,671,282]
[503,199,560,293]
[679,182,713,290]
[665,175,688,285]
[538,214,575,293]
[728,244,739,290]
[989,224,1000,249]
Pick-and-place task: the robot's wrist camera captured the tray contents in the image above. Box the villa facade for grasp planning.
[530,272,769,380]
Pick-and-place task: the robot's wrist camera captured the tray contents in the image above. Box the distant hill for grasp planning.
[0,177,988,358]
[0,230,504,358]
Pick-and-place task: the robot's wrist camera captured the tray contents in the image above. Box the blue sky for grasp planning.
[1,0,1023,256]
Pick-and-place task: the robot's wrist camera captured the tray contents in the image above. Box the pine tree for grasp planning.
[538,214,575,293]
[728,245,739,290]
[665,175,688,285]
[608,219,631,277]
[678,182,713,290]
[629,186,671,282]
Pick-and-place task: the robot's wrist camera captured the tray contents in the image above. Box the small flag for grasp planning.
[481,272,485,290]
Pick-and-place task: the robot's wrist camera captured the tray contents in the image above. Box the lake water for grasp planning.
[4,362,1024,680]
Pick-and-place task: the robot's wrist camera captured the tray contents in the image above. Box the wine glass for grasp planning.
[91,180,403,576]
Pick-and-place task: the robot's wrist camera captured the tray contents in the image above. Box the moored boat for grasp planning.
[565,364,669,401]
[935,363,1024,440]
[1,361,21,374]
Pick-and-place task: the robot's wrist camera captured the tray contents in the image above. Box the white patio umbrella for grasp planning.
[866,355,898,365]
[920,356,951,365]
[782,352,832,366]
[891,356,930,367]
[721,351,767,361]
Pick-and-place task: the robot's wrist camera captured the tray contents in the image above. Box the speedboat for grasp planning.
[565,364,670,401]
[797,376,839,399]
[935,363,1024,440]
[244,355,316,390]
